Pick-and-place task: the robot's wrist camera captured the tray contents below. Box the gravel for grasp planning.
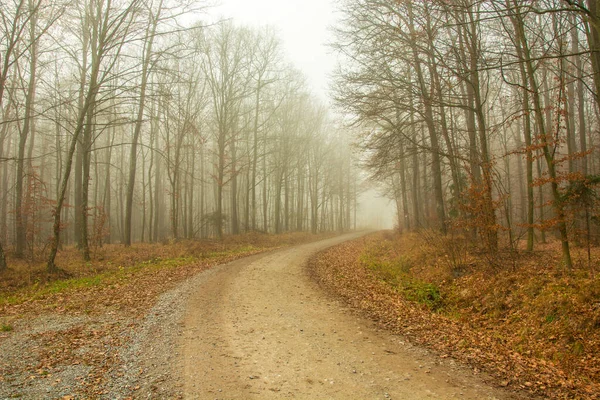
[0,265,225,399]
[0,315,94,399]
[100,265,231,399]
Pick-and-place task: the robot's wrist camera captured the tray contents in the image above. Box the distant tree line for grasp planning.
[333,0,600,269]
[0,0,357,272]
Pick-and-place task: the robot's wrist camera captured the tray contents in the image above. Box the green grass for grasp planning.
[402,281,442,309]
[359,249,442,310]
[1,323,13,332]
[0,232,330,311]
[0,256,199,307]
[0,247,264,308]
[46,275,105,293]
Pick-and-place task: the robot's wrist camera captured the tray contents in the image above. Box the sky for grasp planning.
[209,0,339,101]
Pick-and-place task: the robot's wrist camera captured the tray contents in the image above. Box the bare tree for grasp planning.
[47,0,142,271]
[198,22,252,239]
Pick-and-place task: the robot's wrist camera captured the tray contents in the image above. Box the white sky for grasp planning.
[209,0,339,101]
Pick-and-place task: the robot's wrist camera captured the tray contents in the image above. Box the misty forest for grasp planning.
[2,0,600,399]
[0,0,359,272]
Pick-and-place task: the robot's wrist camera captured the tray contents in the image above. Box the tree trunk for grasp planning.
[406,1,446,234]
[73,10,90,249]
[251,79,261,231]
[47,60,100,272]
[585,0,600,113]
[0,241,6,271]
[572,13,588,175]
[296,164,305,231]
[274,167,283,234]
[425,13,462,216]
[399,141,410,231]
[153,123,161,243]
[15,1,38,258]
[124,5,160,245]
[80,107,94,261]
[199,141,205,238]
[262,136,268,232]
[284,170,289,232]
[510,1,572,268]
[464,5,498,252]
[102,122,114,244]
[188,139,195,239]
[244,161,250,232]
[0,129,10,247]
[231,135,239,235]
[519,82,535,251]
[217,134,225,239]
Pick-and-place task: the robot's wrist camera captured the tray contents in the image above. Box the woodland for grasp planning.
[0,0,357,274]
[333,0,600,270]
[324,1,600,397]
[2,0,600,398]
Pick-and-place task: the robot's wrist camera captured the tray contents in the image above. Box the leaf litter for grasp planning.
[0,232,334,399]
[308,231,600,400]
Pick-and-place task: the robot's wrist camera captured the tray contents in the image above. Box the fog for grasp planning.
[0,0,378,269]
[211,0,338,101]
[6,0,593,271]
[356,189,396,231]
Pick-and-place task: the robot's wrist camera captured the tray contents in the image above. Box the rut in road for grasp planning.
[181,233,522,399]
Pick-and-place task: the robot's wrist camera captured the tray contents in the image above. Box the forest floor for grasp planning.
[1,231,523,399]
[309,231,600,400]
[0,231,335,398]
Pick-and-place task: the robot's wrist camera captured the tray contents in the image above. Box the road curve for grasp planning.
[180,233,520,400]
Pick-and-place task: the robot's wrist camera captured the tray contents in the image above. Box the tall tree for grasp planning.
[47,0,142,271]
[124,0,163,246]
[198,22,252,239]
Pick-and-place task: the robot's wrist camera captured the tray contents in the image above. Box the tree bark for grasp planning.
[230,133,239,235]
[15,0,38,258]
[406,1,447,234]
[124,1,161,245]
[509,1,572,268]
[0,241,6,271]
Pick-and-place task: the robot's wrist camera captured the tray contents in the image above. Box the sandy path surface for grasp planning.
[181,233,521,400]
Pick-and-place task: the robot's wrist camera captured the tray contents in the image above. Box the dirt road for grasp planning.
[181,233,520,400]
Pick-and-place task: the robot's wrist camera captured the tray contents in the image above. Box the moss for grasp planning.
[359,243,441,310]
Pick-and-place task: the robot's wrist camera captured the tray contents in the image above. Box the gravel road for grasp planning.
[180,232,520,400]
[1,233,522,399]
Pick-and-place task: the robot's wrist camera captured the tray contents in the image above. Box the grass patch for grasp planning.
[359,249,442,310]
[0,256,198,306]
[402,281,442,309]
[0,232,335,310]
[1,323,13,332]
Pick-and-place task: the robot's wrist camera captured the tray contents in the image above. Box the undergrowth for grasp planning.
[359,245,442,310]
[0,232,334,309]
[310,231,600,399]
